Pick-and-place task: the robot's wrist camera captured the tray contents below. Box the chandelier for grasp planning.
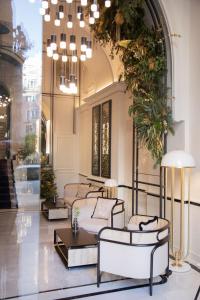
[0,114,7,120]
[0,95,11,108]
[37,0,111,95]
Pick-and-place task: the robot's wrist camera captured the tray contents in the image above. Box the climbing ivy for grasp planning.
[89,0,174,164]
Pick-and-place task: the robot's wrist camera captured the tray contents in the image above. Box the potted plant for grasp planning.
[40,159,57,202]
[72,207,80,234]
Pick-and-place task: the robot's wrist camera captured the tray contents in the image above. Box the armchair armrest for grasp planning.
[64,183,79,198]
[86,191,104,198]
[98,227,130,243]
[109,200,125,228]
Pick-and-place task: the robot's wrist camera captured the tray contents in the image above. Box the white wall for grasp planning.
[160,0,200,202]
[53,95,79,197]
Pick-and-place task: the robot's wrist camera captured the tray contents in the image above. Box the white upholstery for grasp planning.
[63,183,103,207]
[72,197,125,234]
[98,216,169,281]
[77,184,91,198]
[92,198,117,219]
[73,197,98,222]
[79,218,108,233]
[63,196,76,207]
[128,215,167,231]
[127,215,168,244]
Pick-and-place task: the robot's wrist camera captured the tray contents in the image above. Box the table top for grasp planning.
[54,228,97,248]
[43,200,66,209]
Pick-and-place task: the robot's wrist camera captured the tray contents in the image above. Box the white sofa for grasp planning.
[97,215,170,296]
[71,197,125,234]
[59,183,104,208]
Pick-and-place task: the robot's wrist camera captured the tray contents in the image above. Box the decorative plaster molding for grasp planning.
[81,82,127,106]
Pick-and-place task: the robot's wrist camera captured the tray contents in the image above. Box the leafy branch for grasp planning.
[89,0,174,164]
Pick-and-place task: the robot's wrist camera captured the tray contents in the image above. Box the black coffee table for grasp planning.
[54,228,98,268]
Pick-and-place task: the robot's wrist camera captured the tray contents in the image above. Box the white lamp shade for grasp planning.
[161,150,195,168]
[104,179,117,187]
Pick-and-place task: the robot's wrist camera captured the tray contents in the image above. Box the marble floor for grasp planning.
[0,209,199,300]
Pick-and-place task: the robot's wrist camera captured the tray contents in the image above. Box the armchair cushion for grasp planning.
[79,218,108,233]
[76,184,91,198]
[127,215,156,230]
[139,216,158,231]
[97,217,170,296]
[128,215,167,231]
[63,183,103,207]
[127,215,168,244]
[92,197,117,220]
[72,197,125,234]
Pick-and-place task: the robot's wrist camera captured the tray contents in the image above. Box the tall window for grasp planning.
[92,100,112,178]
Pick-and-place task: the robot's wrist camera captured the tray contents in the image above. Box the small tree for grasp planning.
[40,165,57,201]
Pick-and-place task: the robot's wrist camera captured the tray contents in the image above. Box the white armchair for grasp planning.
[71,197,125,234]
[97,215,171,296]
[58,183,104,208]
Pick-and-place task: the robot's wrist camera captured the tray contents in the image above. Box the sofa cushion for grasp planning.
[79,218,108,234]
[139,216,158,231]
[127,215,155,231]
[92,197,117,220]
[76,184,91,198]
[127,215,168,245]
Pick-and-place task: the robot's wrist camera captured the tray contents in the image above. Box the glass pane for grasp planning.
[101,100,112,178]
[92,105,101,176]
[0,0,43,210]
[0,0,42,298]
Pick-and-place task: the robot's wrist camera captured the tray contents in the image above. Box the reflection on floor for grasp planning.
[0,210,122,299]
[0,210,199,300]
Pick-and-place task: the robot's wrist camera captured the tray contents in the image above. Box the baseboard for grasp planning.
[188,251,200,269]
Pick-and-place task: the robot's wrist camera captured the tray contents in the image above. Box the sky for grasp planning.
[12,0,42,57]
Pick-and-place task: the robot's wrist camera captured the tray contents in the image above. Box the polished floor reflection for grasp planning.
[0,210,199,300]
[0,210,120,299]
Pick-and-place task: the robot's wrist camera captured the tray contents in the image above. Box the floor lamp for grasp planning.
[104,179,118,198]
[161,150,195,272]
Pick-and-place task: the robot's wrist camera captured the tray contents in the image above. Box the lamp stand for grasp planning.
[167,167,191,273]
[107,186,116,198]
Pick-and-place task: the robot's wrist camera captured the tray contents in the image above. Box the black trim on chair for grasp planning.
[86,190,104,198]
[111,201,125,228]
[139,216,158,231]
[97,216,170,296]
[149,232,169,295]
[71,197,125,230]
[194,285,200,300]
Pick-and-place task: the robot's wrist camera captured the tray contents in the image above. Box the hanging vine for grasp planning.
[89,0,174,164]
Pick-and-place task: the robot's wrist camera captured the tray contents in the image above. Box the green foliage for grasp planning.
[89,0,174,164]
[73,207,80,218]
[18,134,37,160]
[40,164,57,201]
